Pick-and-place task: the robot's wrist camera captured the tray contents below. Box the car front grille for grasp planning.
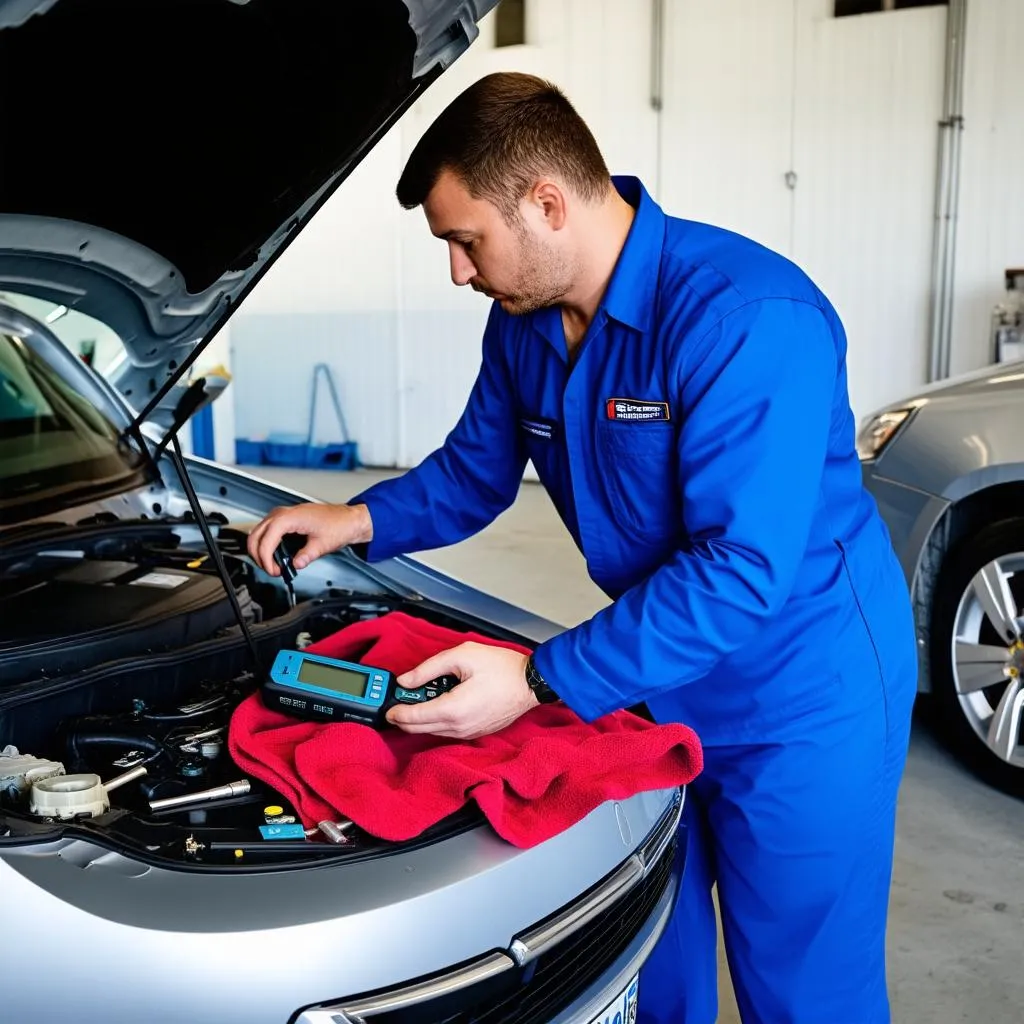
[460,835,676,1024]
[343,828,678,1024]
[298,795,683,1024]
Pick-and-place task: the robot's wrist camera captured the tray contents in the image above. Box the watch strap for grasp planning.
[525,654,560,704]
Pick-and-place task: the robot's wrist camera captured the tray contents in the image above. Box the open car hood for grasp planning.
[0,0,495,426]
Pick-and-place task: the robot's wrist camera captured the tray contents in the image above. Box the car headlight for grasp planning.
[856,408,913,462]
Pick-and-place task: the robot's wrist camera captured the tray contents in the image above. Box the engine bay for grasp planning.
[0,517,492,869]
[0,520,259,686]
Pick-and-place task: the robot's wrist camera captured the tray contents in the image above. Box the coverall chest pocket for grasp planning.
[595,420,680,536]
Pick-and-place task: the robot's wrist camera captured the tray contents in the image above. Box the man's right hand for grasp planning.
[247,502,374,576]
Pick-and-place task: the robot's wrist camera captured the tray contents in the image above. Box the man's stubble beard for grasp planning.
[502,226,579,317]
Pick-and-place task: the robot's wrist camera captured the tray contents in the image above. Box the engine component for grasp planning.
[64,709,231,777]
[318,819,354,844]
[177,726,225,757]
[112,750,153,770]
[30,773,108,819]
[149,779,250,812]
[263,804,296,825]
[0,556,248,686]
[206,840,318,855]
[273,540,297,609]
[199,740,222,760]
[177,759,207,779]
[28,764,149,819]
[135,694,231,723]
[65,725,164,770]
[0,747,65,803]
[259,823,307,840]
[103,765,148,793]
[183,834,205,857]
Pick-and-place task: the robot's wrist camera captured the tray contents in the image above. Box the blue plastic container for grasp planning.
[235,439,264,466]
[263,432,311,467]
[234,366,360,470]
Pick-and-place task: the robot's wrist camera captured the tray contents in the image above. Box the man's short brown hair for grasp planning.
[396,72,610,220]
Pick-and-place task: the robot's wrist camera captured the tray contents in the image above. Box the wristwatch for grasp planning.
[525,654,560,704]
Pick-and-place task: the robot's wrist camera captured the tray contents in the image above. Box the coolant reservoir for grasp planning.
[29,773,109,819]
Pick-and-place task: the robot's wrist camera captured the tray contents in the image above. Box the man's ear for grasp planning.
[527,179,568,232]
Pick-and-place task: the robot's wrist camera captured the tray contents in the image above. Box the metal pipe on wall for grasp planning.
[927,0,968,382]
[650,0,664,113]
[940,0,968,380]
[650,0,665,199]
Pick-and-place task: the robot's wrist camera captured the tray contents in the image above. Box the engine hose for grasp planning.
[137,697,229,723]
[67,730,165,769]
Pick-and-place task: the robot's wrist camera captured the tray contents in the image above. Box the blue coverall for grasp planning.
[351,177,918,1024]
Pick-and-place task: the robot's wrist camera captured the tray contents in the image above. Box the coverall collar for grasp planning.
[530,175,666,356]
[601,175,666,333]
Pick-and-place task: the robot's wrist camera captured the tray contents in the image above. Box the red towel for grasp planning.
[228,611,703,848]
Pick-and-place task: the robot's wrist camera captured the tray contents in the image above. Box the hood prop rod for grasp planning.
[164,432,265,677]
[127,378,265,678]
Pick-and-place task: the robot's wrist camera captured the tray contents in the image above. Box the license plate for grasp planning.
[588,972,639,1024]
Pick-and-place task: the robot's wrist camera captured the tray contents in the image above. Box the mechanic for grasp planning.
[249,72,919,1024]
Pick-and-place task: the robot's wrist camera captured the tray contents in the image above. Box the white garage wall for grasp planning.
[228,0,1019,467]
[655,0,947,422]
[950,0,1024,376]
[791,1,946,421]
[658,0,798,260]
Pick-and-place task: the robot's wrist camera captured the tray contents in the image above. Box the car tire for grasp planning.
[930,517,1024,797]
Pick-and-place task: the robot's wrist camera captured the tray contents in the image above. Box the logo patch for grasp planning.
[520,416,557,441]
[605,398,671,422]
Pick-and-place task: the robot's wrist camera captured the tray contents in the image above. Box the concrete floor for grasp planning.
[260,466,1024,1024]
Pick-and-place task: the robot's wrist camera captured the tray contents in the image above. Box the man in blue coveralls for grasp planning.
[249,73,918,1023]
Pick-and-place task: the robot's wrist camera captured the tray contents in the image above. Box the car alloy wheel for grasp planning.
[931,518,1024,796]
[952,553,1024,767]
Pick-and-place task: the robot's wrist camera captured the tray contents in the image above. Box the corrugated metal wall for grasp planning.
[228,0,1022,468]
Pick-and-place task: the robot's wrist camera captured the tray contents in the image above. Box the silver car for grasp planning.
[858,359,1024,796]
[0,2,682,1021]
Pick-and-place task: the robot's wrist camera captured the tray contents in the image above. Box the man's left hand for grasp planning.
[385,642,537,739]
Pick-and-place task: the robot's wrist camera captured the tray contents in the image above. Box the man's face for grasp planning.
[423,168,574,315]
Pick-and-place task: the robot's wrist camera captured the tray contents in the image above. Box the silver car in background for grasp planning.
[858,360,1024,796]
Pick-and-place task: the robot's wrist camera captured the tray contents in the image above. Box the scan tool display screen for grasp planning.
[266,649,456,728]
[295,659,369,697]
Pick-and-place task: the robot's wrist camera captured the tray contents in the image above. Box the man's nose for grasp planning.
[448,243,476,287]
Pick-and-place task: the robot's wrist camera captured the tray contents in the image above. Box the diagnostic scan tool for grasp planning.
[263,649,458,728]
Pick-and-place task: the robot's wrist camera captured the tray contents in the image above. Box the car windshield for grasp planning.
[0,331,149,522]
[0,291,127,377]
